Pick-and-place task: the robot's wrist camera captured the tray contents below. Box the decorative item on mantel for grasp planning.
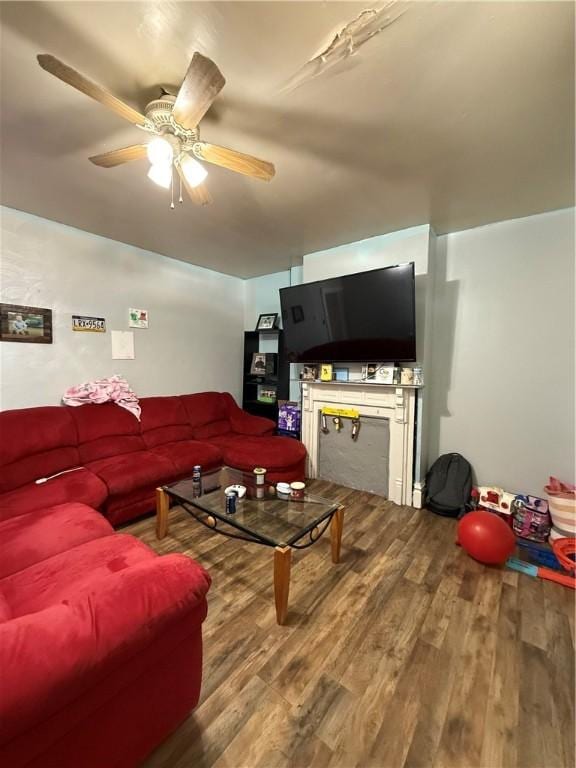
[361,363,396,384]
[300,365,318,381]
[62,375,141,419]
[400,367,414,385]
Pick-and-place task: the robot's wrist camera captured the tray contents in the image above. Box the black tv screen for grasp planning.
[279,263,416,363]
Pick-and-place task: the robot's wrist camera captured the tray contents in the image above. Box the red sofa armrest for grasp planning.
[0,554,210,746]
[222,393,275,436]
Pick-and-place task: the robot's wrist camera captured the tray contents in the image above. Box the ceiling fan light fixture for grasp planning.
[147,136,174,167]
[180,154,208,188]
[147,162,172,189]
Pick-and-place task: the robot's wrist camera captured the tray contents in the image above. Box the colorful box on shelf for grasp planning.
[278,401,301,433]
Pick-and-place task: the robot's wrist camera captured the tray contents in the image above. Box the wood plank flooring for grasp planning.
[127,480,575,768]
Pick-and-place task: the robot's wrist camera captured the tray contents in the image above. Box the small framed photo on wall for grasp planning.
[0,303,53,344]
[255,313,278,331]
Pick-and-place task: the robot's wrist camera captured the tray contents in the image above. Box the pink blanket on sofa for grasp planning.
[62,375,141,420]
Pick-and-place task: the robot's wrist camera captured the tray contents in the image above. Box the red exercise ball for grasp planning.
[457,511,515,565]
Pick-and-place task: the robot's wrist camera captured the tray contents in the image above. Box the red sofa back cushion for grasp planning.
[179,393,231,436]
[0,407,80,493]
[139,397,194,448]
[67,404,145,463]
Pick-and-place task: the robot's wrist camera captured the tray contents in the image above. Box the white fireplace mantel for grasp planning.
[301,381,422,507]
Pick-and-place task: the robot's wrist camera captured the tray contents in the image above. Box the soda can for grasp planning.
[225,491,237,515]
[192,465,202,497]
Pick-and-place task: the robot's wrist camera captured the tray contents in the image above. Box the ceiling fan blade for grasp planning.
[176,165,213,206]
[193,142,275,182]
[172,53,225,130]
[89,144,148,168]
[37,54,148,127]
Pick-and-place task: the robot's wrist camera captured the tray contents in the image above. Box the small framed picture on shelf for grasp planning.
[320,363,333,382]
[362,363,377,381]
[255,313,278,331]
[250,352,275,376]
[258,387,277,404]
[250,352,267,375]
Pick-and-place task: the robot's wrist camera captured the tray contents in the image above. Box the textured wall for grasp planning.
[428,208,575,495]
[0,206,245,409]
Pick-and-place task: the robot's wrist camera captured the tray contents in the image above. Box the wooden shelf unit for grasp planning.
[242,330,290,425]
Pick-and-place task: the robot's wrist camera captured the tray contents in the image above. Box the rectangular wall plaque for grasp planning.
[72,315,106,332]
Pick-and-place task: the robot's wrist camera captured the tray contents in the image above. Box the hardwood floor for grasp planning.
[128,480,575,768]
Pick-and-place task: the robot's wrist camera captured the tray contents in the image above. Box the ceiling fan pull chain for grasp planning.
[170,166,175,209]
[179,175,183,204]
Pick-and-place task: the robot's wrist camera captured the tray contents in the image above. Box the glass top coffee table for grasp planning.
[156,467,344,624]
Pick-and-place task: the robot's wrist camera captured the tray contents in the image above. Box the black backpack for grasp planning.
[425,453,473,517]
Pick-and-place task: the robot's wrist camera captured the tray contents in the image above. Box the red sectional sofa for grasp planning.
[0,391,305,767]
[0,501,211,768]
[0,391,307,526]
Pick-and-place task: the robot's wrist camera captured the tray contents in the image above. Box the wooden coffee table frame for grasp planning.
[156,486,344,625]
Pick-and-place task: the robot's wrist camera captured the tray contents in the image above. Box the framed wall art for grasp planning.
[255,313,278,331]
[0,303,53,344]
[129,308,149,328]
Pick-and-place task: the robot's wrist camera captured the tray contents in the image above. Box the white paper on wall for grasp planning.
[111,330,135,360]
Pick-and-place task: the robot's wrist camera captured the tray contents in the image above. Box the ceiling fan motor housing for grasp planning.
[144,95,198,146]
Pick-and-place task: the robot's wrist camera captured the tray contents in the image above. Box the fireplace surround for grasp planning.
[301,381,422,507]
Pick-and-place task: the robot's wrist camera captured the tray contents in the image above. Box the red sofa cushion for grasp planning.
[1,534,155,618]
[0,593,11,623]
[193,420,232,440]
[0,468,108,522]
[151,441,222,476]
[104,487,160,527]
[210,435,307,471]
[0,503,114,580]
[68,403,145,463]
[140,397,195,448]
[180,392,230,432]
[0,407,80,494]
[86,451,177,497]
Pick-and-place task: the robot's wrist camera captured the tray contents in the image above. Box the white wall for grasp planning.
[243,267,302,331]
[428,208,575,495]
[0,206,245,409]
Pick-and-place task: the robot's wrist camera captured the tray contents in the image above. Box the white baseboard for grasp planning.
[412,482,425,509]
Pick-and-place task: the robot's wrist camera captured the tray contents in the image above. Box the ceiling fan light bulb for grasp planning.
[181,155,208,188]
[147,137,173,166]
[147,162,172,189]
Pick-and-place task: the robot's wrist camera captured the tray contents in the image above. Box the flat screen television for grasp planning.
[279,263,416,363]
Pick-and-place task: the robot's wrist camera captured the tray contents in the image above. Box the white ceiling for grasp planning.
[0,1,573,278]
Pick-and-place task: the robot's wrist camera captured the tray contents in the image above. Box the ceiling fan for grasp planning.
[37,52,276,207]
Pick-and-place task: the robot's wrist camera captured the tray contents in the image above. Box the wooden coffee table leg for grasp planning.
[274,546,292,625]
[330,506,345,563]
[156,487,170,539]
